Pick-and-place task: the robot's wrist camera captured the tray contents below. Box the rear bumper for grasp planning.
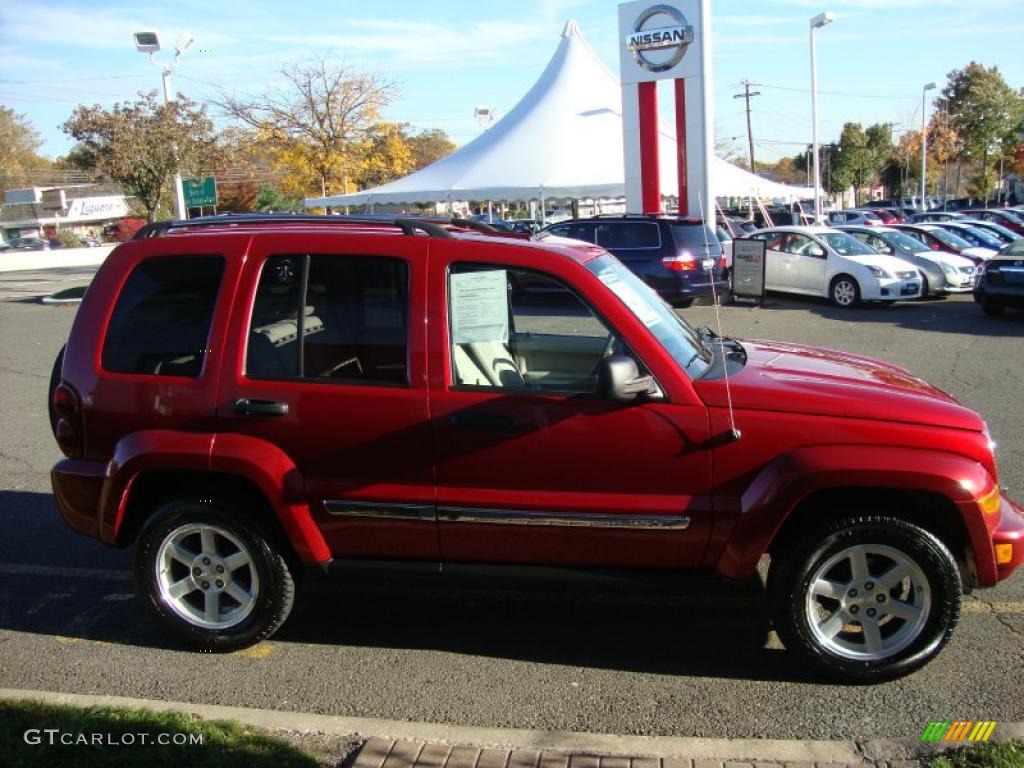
[51,458,107,541]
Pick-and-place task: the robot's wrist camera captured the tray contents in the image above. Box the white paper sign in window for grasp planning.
[450,270,509,344]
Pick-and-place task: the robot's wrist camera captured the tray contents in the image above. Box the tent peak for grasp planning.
[561,19,581,38]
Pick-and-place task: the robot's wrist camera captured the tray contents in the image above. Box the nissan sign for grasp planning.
[626,4,694,73]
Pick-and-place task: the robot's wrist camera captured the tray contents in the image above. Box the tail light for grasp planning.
[53,383,83,458]
[719,255,728,270]
[662,252,698,271]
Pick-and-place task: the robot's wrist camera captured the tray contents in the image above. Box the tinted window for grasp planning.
[545,223,595,243]
[670,223,721,254]
[595,222,660,249]
[102,255,224,377]
[246,254,408,385]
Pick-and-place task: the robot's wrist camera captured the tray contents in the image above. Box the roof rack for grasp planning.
[131,213,456,240]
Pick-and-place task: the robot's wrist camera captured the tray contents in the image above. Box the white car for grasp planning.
[748,226,923,307]
[838,226,977,295]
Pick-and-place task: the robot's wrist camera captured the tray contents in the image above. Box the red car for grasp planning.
[49,215,1023,682]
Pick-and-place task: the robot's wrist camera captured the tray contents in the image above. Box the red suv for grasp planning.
[49,215,1023,682]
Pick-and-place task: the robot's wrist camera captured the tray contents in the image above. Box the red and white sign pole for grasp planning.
[619,0,712,218]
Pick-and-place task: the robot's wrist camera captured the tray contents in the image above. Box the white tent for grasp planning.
[306,21,813,209]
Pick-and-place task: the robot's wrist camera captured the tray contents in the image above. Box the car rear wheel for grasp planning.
[135,499,295,652]
[829,275,860,307]
[982,303,1005,317]
[769,515,961,683]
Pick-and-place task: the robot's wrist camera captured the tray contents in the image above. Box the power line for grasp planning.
[732,79,761,173]
[750,81,916,101]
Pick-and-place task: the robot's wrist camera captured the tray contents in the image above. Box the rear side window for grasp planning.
[246,254,409,386]
[102,255,224,377]
[595,222,660,250]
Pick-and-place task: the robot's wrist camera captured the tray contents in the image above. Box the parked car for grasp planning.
[748,226,922,306]
[960,209,1024,237]
[81,235,103,247]
[862,208,899,225]
[974,240,1024,317]
[826,210,883,227]
[716,225,733,274]
[931,222,1007,252]
[908,211,966,224]
[836,225,976,296]
[47,213,1024,682]
[538,215,728,307]
[957,218,1019,245]
[8,236,51,251]
[891,224,997,264]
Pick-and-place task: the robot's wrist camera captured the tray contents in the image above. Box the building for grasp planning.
[1,184,130,242]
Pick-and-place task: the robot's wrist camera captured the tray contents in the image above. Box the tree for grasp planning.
[353,122,414,189]
[935,63,1024,197]
[0,107,51,189]
[214,52,397,197]
[62,91,216,221]
[407,128,456,170]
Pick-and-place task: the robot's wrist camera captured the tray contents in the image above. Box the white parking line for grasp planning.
[0,563,132,581]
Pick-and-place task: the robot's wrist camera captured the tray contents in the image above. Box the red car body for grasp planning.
[51,221,1023,585]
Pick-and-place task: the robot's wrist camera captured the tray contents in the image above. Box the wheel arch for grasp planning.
[715,444,991,587]
[102,430,330,565]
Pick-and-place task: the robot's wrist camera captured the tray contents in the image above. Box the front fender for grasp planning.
[715,444,996,581]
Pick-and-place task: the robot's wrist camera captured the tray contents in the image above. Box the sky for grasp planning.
[2,0,1023,169]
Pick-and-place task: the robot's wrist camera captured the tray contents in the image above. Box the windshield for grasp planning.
[586,254,713,378]
[956,226,1002,248]
[927,228,972,249]
[887,231,931,253]
[819,232,876,255]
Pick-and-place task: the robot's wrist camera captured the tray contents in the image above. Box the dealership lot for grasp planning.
[0,273,1022,740]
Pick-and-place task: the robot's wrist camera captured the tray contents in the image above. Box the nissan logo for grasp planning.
[626,4,694,73]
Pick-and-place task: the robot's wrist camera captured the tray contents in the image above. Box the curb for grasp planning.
[3,688,1022,763]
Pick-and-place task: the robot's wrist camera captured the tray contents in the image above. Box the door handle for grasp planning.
[233,398,289,417]
[450,411,520,432]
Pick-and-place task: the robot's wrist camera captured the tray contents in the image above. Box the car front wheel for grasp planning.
[769,515,961,683]
[829,275,861,307]
[135,499,295,652]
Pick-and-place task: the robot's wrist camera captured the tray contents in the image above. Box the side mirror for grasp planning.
[808,244,826,258]
[597,355,654,402]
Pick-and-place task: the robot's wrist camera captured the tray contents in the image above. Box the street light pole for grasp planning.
[809,11,834,224]
[920,82,936,211]
[134,30,194,221]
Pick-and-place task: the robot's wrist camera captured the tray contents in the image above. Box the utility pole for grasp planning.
[733,80,761,174]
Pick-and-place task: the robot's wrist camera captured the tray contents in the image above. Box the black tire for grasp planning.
[134,498,296,652]
[768,515,961,683]
[982,303,1005,317]
[47,345,65,436]
[829,275,861,307]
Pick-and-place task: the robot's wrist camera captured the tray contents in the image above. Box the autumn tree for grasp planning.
[62,91,217,221]
[407,128,457,170]
[935,63,1024,196]
[0,107,52,189]
[214,52,396,198]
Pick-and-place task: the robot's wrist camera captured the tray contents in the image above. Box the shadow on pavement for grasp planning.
[0,493,805,682]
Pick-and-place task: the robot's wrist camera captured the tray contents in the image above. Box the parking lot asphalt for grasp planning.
[0,271,1022,741]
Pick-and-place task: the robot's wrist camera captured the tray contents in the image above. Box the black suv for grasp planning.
[538,215,727,307]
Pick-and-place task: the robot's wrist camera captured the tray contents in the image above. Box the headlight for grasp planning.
[865,265,891,279]
[940,262,956,275]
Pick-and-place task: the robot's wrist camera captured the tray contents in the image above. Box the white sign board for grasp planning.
[618,0,705,84]
[450,270,509,344]
[63,196,129,222]
[731,238,767,301]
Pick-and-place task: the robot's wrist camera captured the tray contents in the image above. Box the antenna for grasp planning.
[697,192,741,443]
